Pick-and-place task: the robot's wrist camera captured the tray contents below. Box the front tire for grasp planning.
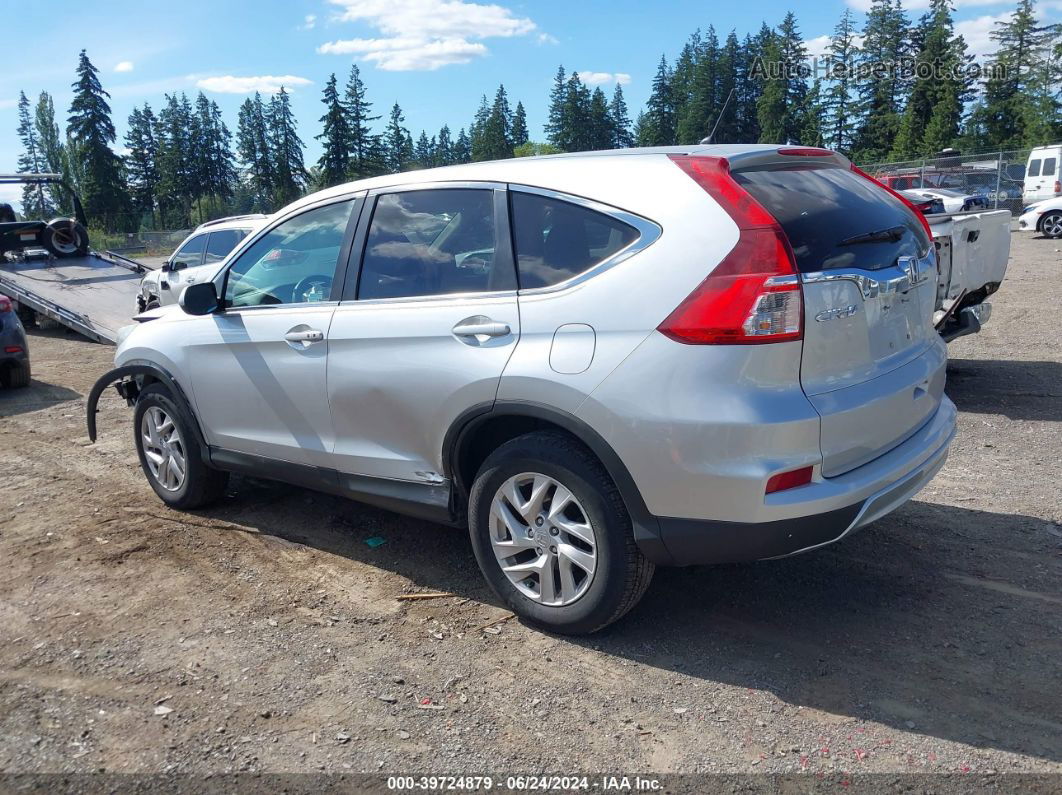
[133,384,228,509]
[468,431,654,634]
[1040,211,1062,239]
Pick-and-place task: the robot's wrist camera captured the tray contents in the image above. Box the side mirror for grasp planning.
[179,281,219,316]
[161,260,171,273]
[170,260,187,272]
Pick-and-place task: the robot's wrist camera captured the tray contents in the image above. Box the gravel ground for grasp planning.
[0,231,1060,783]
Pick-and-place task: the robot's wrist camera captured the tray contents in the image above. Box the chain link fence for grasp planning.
[857,148,1031,216]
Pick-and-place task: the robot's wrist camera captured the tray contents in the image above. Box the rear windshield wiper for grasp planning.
[838,225,906,246]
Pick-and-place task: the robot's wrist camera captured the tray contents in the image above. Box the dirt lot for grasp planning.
[1,231,1060,783]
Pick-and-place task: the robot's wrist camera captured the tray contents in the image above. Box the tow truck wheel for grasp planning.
[41,219,90,258]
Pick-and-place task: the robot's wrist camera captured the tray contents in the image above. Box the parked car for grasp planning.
[904,188,988,213]
[0,294,30,388]
[899,190,946,215]
[1017,198,1062,238]
[137,215,267,312]
[89,145,956,634]
[1023,144,1062,205]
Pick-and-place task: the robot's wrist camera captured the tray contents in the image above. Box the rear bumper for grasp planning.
[646,396,956,566]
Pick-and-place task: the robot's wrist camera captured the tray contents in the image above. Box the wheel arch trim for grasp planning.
[86,361,209,463]
[443,400,672,564]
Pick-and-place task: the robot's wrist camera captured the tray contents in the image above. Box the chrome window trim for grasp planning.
[799,248,936,300]
[221,301,341,314]
[508,185,662,296]
[337,289,519,308]
[365,180,506,196]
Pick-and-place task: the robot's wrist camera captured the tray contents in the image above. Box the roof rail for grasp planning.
[196,213,268,230]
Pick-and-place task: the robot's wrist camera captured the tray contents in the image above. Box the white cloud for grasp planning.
[536,32,559,45]
[114,61,134,73]
[317,0,540,70]
[300,14,317,30]
[956,12,1009,59]
[0,98,17,109]
[196,75,313,94]
[577,71,631,86]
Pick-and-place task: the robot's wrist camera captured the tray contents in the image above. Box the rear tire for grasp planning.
[1,360,30,388]
[41,219,90,258]
[1040,211,1062,239]
[133,384,229,509]
[468,431,654,635]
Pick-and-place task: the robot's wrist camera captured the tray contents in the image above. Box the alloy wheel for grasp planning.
[1042,213,1062,238]
[489,472,597,606]
[141,406,186,492]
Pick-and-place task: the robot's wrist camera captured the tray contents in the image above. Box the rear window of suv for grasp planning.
[733,165,931,273]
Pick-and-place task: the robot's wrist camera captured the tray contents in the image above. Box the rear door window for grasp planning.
[358,189,512,300]
[204,229,247,265]
[1028,160,1042,177]
[1043,158,1056,177]
[510,192,638,288]
[732,165,931,273]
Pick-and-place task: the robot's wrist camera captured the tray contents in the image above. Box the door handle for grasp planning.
[452,318,511,338]
[285,329,324,343]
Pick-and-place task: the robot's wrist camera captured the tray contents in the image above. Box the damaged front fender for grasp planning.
[86,363,207,460]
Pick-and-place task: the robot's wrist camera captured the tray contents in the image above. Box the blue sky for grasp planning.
[1,0,1058,209]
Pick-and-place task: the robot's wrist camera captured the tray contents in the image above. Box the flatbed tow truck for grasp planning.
[0,173,148,343]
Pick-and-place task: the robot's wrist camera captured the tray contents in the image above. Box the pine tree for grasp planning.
[267,88,306,205]
[588,87,613,150]
[642,55,676,145]
[17,91,51,217]
[609,85,634,147]
[852,0,910,161]
[436,125,454,166]
[544,66,567,148]
[316,73,352,188]
[710,31,741,143]
[480,85,514,160]
[980,0,1061,149]
[66,50,129,227]
[453,128,472,164]
[470,95,491,160]
[34,92,69,211]
[757,37,788,142]
[891,0,967,158]
[678,26,720,144]
[670,31,702,134]
[414,131,435,168]
[560,73,592,151]
[511,101,529,147]
[343,65,383,178]
[236,93,274,212]
[383,103,412,173]
[824,9,859,153]
[777,13,811,143]
[157,93,196,225]
[123,104,160,222]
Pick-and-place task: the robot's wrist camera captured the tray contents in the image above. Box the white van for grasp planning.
[1023,145,1062,204]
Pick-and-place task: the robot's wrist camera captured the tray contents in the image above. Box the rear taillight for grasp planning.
[0,296,12,313]
[4,345,23,354]
[765,465,814,494]
[1054,181,1061,195]
[663,155,802,345]
[850,164,933,241]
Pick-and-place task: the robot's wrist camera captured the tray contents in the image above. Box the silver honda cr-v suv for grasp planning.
[88,145,956,634]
